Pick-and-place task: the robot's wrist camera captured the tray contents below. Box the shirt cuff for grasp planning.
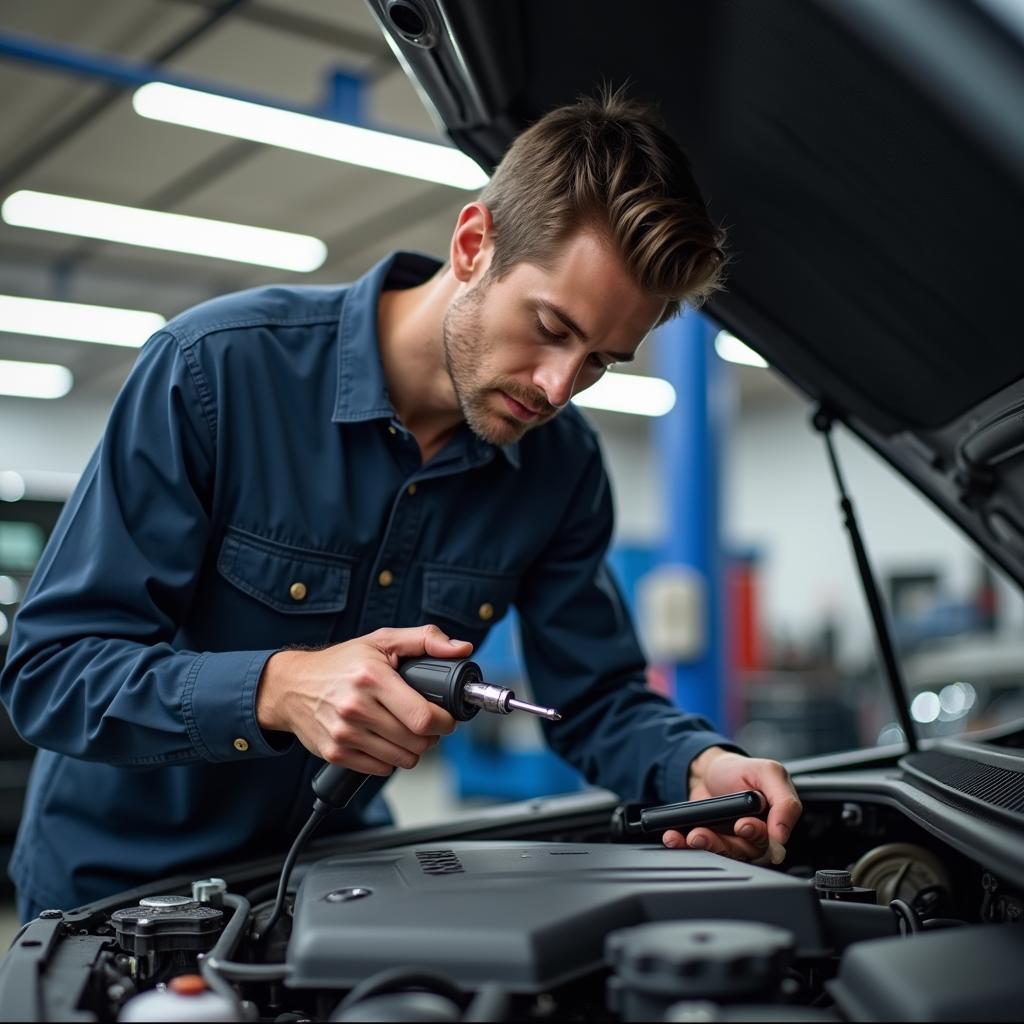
[657,732,747,804]
[183,649,294,761]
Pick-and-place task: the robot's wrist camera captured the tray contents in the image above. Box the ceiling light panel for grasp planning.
[0,294,166,348]
[2,190,328,272]
[715,330,769,368]
[0,359,73,399]
[572,372,677,417]
[132,83,490,191]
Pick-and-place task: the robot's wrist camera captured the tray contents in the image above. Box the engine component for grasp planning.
[328,966,465,1021]
[111,897,224,958]
[813,868,876,904]
[828,923,1024,1021]
[118,973,237,1022]
[849,843,951,906]
[606,920,795,1020]
[191,878,227,906]
[663,1003,838,1021]
[287,842,825,992]
[330,991,461,1021]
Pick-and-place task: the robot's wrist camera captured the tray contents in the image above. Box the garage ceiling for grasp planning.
[0,0,789,414]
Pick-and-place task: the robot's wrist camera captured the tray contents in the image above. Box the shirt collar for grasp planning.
[332,250,520,469]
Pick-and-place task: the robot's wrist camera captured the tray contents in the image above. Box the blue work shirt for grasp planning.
[1,251,736,911]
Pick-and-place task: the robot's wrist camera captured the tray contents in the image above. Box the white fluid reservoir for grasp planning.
[118,974,237,1022]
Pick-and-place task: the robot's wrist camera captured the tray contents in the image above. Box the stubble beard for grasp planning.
[442,283,555,447]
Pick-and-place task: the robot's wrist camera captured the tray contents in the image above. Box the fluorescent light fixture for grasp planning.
[133,82,490,191]
[0,472,26,501]
[0,359,73,400]
[0,470,79,501]
[0,294,165,348]
[572,372,677,417]
[714,330,768,369]
[3,190,327,272]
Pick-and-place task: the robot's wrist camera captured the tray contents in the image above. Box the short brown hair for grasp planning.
[479,88,728,322]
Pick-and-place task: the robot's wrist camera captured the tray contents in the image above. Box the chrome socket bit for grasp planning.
[463,682,562,721]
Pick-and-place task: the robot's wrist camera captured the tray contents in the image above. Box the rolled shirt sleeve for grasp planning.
[517,443,741,805]
[0,332,288,766]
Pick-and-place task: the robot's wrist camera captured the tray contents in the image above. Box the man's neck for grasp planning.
[377,268,464,463]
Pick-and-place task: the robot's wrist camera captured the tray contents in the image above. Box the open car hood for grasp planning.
[367,0,1024,586]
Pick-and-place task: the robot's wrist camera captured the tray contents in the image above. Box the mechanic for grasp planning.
[1,91,802,922]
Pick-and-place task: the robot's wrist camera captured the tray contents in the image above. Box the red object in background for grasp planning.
[729,555,761,672]
[646,663,672,698]
[726,554,762,734]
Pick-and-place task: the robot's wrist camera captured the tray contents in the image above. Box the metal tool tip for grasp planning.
[508,697,563,722]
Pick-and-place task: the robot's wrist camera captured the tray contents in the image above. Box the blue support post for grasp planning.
[652,312,728,727]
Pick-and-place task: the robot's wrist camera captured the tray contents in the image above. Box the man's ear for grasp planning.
[450,202,494,284]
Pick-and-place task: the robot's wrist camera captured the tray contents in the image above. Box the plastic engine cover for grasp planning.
[286,841,826,992]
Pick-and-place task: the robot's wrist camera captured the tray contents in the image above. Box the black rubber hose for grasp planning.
[889,898,921,935]
[199,892,293,1014]
[258,805,328,941]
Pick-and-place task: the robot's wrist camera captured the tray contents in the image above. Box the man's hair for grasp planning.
[479,88,728,323]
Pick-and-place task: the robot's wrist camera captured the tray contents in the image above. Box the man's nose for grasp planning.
[533,352,584,409]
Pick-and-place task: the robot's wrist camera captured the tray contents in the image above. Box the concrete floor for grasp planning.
[0,750,472,950]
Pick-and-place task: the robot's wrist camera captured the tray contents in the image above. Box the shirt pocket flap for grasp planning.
[421,566,517,630]
[217,528,353,614]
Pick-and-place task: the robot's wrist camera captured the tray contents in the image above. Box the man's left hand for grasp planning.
[662,747,802,864]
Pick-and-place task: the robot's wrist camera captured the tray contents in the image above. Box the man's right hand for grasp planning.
[256,625,473,775]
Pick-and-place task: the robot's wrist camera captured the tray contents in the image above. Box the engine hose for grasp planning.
[889,897,922,935]
[258,805,329,942]
[199,892,293,1015]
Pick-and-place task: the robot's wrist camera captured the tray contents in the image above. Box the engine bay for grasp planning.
[3,740,1023,1023]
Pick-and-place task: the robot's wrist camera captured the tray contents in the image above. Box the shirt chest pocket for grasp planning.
[420,565,518,641]
[215,527,355,646]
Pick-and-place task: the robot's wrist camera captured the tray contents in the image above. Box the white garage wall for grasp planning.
[1,396,109,476]
[724,391,1024,666]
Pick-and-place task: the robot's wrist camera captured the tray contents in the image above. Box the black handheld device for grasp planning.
[612,790,767,838]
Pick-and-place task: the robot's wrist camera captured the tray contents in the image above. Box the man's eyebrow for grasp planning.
[538,300,636,363]
[538,300,590,342]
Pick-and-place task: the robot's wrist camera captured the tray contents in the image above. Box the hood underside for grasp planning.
[367,0,1024,585]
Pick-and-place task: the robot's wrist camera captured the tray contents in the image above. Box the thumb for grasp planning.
[423,624,474,660]
[371,624,474,662]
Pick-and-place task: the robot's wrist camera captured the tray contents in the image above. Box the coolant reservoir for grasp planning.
[118,974,237,1022]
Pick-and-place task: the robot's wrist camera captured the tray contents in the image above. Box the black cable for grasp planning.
[258,805,329,941]
[890,897,922,935]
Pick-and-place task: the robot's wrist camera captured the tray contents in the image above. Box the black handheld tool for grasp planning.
[259,656,562,940]
[611,790,767,839]
[312,657,561,811]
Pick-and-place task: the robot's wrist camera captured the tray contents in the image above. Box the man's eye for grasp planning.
[534,315,564,341]
[588,354,615,371]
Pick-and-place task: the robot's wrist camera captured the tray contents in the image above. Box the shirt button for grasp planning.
[406,483,417,496]
[388,426,397,436]
[478,602,494,621]
[289,581,307,601]
[378,569,395,588]
[233,738,249,752]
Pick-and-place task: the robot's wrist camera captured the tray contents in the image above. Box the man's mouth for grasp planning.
[500,392,542,421]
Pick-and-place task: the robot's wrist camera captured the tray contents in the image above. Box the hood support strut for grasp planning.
[813,408,918,753]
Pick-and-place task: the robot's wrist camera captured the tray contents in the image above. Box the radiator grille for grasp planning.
[903,749,1024,821]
